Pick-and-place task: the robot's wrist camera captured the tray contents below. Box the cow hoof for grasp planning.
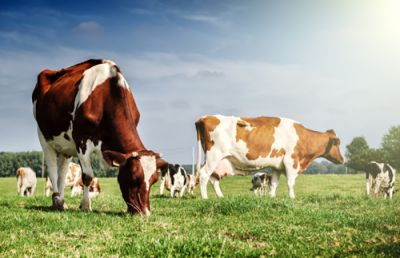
[79,200,92,212]
[52,199,64,211]
[51,193,64,211]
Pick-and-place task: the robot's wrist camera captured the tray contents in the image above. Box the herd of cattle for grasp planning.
[13,59,396,216]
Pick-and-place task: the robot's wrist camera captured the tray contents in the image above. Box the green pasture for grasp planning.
[0,174,399,257]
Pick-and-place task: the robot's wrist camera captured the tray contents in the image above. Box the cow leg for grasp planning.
[179,184,187,198]
[57,156,71,202]
[199,168,210,199]
[45,179,52,197]
[374,180,381,195]
[210,176,224,198]
[38,129,62,209]
[20,183,27,197]
[269,170,281,198]
[199,153,223,199]
[159,176,166,196]
[388,187,394,199]
[170,185,176,198]
[77,155,94,212]
[287,173,298,199]
[389,186,394,199]
[365,176,371,196]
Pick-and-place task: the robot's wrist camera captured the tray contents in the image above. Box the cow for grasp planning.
[251,172,272,196]
[16,167,37,196]
[45,162,82,196]
[195,115,344,199]
[32,59,167,215]
[159,164,188,198]
[365,161,396,199]
[186,174,198,196]
[71,176,101,198]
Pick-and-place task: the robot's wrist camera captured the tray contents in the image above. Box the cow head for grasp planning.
[323,130,344,164]
[103,149,168,215]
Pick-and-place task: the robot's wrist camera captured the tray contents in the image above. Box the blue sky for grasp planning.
[1,0,400,163]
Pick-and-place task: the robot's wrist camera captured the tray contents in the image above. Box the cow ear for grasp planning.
[102,150,128,167]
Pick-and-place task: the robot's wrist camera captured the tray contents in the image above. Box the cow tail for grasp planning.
[195,120,203,180]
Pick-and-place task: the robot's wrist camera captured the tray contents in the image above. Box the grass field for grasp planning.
[0,174,399,257]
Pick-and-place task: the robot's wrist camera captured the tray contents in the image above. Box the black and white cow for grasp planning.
[160,164,188,198]
[251,172,272,196]
[365,161,396,199]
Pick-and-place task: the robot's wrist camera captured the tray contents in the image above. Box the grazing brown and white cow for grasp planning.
[71,176,101,198]
[251,172,272,196]
[195,115,344,199]
[365,161,396,199]
[16,167,37,196]
[45,162,82,197]
[33,59,167,215]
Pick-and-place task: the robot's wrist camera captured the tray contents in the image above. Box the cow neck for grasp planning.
[294,124,330,170]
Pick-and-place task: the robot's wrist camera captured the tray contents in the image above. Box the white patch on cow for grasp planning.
[102,59,116,66]
[139,156,156,191]
[117,72,131,91]
[268,118,299,169]
[78,140,103,161]
[73,63,117,116]
[173,168,186,190]
[144,208,151,216]
[47,126,76,156]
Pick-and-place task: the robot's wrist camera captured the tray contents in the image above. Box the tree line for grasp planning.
[0,151,117,177]
[0,125,398,177]
[345,125,400,172]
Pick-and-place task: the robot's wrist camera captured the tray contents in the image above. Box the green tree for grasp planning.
[381,126,400,169]
[345,136,370,172]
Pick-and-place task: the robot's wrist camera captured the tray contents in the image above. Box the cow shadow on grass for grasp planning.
[25,205,127,217]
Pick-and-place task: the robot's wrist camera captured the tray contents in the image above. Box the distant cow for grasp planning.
[251,172,272,196]
[186,174,198,196]
[33,59,167,215]
[71,176,101,198]
[160,164,187,198]
[45,162,82,196]
[195,115,344,199]
[16,167,37,196]
[365,161,396,199]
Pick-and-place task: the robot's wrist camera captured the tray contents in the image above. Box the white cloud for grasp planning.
[73,21,103,36]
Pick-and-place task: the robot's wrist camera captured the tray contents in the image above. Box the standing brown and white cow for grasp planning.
[45,162,82,197]
[71,176,101,198]
[16,167,37,196]
[195,115,344,199]
[33,59,167,215]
